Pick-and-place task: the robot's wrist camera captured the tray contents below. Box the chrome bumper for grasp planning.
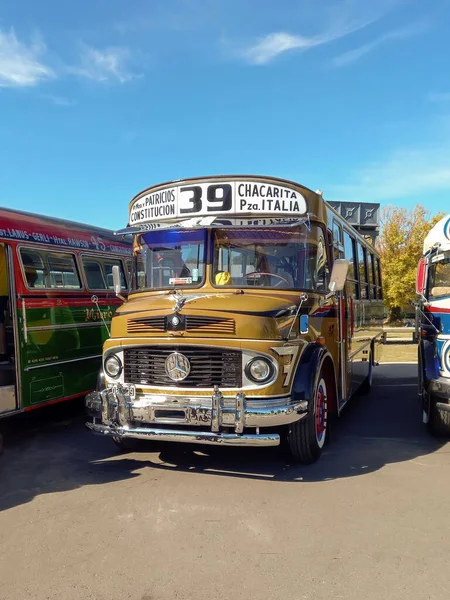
[85,385,308,448]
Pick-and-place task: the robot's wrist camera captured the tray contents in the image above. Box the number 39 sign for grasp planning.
[128,179,308,225]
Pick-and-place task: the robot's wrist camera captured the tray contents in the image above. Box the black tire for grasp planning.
[428,395,450,437]
[287,367,331,464]
[359,350,373,395]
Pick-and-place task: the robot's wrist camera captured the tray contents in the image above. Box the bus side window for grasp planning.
[376,257,383,299]
[316,235,329,292]
[82,259,107,289]
[343,231,358,298]
[20,249,47,289]
[368,252,377,299]
[357,244,369,299]
[332,221,344,260]
[104,261,127,290]
[46,253,81,289]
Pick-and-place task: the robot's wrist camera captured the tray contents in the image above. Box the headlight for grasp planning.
[245,357,274,383]
[104,354,122,378]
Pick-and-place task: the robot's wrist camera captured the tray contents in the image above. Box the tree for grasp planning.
[377,205,444,322]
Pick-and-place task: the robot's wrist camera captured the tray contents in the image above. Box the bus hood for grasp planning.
[112,291,305,340]
[117,291,300,318]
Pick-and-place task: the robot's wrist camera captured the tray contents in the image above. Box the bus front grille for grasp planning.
[123,346,242,388]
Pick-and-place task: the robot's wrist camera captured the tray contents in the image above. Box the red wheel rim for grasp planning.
[315,378,327,448]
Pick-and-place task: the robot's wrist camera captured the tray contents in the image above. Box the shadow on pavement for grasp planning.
[0,364,448,511]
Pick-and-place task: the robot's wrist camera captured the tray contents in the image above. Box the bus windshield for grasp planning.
[429,255,450,299]
[212,225,329,291]
[135,229,207,290]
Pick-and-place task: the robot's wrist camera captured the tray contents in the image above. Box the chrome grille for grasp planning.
[123,346,242,388]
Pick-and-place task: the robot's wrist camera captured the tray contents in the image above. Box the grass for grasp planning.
[379,342,417,364]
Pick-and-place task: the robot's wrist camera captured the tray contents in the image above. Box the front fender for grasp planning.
[421,339,440,383]
[291,343,332,409]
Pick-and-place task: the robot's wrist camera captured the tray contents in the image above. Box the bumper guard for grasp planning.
[85,385,308,448]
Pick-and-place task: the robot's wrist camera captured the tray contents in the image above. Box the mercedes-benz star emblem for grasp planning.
[165,352,191,382]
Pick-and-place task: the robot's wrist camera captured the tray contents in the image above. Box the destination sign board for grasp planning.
[129,180,308,226]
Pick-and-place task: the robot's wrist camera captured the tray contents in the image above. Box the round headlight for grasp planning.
[246,357,274,383]
[104,354,122,378]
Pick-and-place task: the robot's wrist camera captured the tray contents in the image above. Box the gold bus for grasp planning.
[86,175,384,463]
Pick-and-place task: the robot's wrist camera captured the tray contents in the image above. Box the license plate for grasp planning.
[109,384,136,399]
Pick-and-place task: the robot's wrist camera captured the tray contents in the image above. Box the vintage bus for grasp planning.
[0,207,131,419]
[86,175,384,463]
[416,214,450,435]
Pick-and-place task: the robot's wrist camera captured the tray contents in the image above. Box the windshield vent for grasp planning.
[185,316,235,335]
[127,315,236,335]
[128,316,166,333]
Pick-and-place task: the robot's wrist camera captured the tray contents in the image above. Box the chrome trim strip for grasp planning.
[7,245,20,409]
[348,337,374,359]
[25,353,102,371]
[87,422,280,447]
[27,321,111,332]
[22,298,28,343]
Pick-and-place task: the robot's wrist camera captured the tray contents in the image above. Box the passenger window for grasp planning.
[315,235,329,291]
[343,231,358,298]
[83,260,107,289]
[20,250,46,288]
[82,256,127,290]
[357,244,369,299]
[376,257,383,299]
[104,261,126,290]
[47,253,81,289]
[20,249,81,289]
[368,253,377,299]
[332,221,344,260]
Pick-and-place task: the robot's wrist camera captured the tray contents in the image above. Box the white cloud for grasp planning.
[333,21,427,67]
[327,145,450,203]
[0,28,55,87]
[237,2,397,65]
[69,45,139,83]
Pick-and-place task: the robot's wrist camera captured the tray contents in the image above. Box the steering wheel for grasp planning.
[245,271,290,287]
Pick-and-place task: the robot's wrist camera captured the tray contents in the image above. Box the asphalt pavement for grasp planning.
[0,363,449,600]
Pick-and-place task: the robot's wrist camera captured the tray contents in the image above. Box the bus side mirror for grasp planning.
[112,265,126,302]
[416,257,427,296]
[328,259,350,295]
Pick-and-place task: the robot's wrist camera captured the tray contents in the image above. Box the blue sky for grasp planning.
[0,0,449,230]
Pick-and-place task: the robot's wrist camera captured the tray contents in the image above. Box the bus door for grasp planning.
[336,286,351,407]
[333,222,352,408]
[0,243,19,415]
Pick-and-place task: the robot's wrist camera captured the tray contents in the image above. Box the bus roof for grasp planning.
[0,206,131,255]
[423,214,450,254]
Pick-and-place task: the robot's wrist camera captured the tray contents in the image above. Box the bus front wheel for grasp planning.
[428,395,450,437]
[287,368,330,464]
